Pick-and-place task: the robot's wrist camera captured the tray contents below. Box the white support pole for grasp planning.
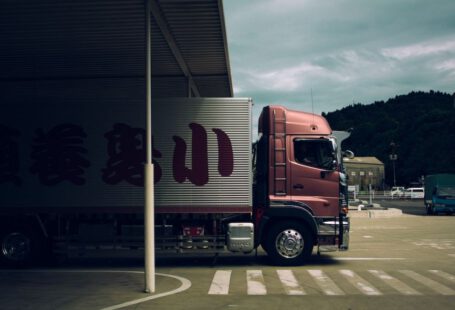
[144,0,155,294]
[144,164,155,293]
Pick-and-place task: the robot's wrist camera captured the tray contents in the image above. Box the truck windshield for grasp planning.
[437,187,455,199]
[294,139,336,170]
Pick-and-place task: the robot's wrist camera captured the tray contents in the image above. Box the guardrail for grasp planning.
[349,191,424,201]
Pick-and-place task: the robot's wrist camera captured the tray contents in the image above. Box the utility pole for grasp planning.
[389,142,398,187]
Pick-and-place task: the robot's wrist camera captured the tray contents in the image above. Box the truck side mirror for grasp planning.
[343,150,354,159]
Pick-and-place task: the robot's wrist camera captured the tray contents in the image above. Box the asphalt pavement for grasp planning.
[1,205,455,310]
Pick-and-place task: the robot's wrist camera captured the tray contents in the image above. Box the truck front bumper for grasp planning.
[433,204,455,213]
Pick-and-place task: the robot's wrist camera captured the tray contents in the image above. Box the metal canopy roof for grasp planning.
[150,0,233,97]
[0,0,233,98]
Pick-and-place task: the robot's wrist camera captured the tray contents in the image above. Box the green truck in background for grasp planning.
[425,174,455,215]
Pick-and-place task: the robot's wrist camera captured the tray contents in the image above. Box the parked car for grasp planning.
[404,187,424,199]
[390,186,405,198]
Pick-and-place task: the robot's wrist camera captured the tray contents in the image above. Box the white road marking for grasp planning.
[276,270,305,295]
[0,270,191,310]
[449,254,455,258]
[308,270,344,295]
[339,270,382,295]
[363,235,373,239]
[368,270,420,295]
[399,270,455,295]
[100,273,191,310]
[208,270,232,295]
[413,240,455,250]
[246,270,267,295]
[428,270,455,283]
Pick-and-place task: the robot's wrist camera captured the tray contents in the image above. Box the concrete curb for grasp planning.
[348,208,403,218]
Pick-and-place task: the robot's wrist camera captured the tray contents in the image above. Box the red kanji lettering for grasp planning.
[173,123,209,186]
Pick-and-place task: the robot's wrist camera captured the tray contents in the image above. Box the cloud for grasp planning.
[242,62,349,92]
[382,38,455,60]
[224,0,455,117]
[435,59,455,73]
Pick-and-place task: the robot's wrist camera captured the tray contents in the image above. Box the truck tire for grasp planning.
[0,227,43,267]
[265,221,313,266]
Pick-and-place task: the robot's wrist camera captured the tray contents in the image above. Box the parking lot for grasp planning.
[1,209,455,310]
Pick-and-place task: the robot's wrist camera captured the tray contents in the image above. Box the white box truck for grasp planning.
[1,96,350,266]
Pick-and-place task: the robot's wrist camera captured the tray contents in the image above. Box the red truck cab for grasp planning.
[253,105,350,265]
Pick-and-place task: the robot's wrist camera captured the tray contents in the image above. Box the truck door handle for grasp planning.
[293,184,304,190]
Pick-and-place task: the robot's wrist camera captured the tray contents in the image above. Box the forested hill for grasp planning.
[323,91,455,187]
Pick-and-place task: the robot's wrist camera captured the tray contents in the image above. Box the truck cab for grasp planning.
[425,174,455,215]
[253,106,350,265]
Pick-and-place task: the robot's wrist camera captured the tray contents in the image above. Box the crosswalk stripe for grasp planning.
[276,270,306,295]
[208,270,232,295]
[206,269,455,296]
[339,270,382,295]
[400,270,455,295]
[247,270,267,295]
[368,270,420,295]
[308,270,345,295]
[429,270,455,283]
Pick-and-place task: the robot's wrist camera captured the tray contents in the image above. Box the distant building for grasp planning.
[343,157,385,191]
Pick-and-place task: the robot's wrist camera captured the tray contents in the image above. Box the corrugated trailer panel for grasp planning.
[1,89,252,211]
[152,98,252,209]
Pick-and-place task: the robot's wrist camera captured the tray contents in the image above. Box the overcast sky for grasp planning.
[224,0,455,123]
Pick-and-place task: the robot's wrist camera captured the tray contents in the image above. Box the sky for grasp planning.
[223,0,455,125]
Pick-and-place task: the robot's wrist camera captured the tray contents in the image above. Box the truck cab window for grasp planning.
[294,139,336,170]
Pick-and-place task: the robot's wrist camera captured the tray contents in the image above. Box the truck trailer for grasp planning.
[424,174,455,215]
[1,97,351,266]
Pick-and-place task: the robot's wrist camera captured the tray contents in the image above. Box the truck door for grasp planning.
[289,138,339,216]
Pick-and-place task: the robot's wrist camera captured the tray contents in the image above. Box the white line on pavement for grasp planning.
[276,270,305,295]
[308,270,344,295]
[339,270,382,295]
[399,270,455,296]
[246,270,267,295]
[101,273,191,310]
[208,270,232,295]
[0,269,192,310]
[428,270,455,283]
[368,270,420,295]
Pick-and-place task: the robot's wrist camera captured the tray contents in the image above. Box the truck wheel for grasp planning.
[0,228,41,267]
[265,221,313,266]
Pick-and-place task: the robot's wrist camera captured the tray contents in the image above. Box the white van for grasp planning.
[404,187,424,199]
[390,186,405,197]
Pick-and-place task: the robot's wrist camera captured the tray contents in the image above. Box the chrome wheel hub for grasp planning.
[2,232,31,261]
[275,229,304,258]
